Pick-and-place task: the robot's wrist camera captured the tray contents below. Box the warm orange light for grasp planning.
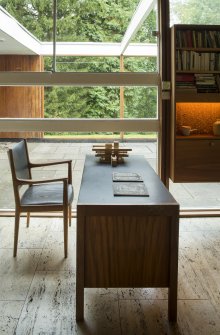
[176,103,220,134]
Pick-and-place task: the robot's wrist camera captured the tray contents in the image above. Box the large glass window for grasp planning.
[0,1,158,73]
[0,0,160,211]
[170,0,220,26]
[44,86,157,119]
[0,0,53,41]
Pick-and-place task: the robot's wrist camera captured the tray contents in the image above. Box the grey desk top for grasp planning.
[77,155,178,206]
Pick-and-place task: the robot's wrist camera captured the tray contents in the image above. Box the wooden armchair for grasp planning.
[8,139,73,258]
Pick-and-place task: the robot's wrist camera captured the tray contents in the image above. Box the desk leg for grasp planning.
[168,285,177,322]
[76,281,84,321]
[168,213,179,322]
[76,208,85,322]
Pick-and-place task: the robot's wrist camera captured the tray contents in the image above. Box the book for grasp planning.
[112,172,143,182]
[113,182,149,197]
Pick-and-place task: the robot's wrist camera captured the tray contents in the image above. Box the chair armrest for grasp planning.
[17,177,68,186]
[29,160,72,168]
[30,160,72,184]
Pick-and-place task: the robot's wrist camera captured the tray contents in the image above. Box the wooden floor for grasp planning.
[0,216,220,334]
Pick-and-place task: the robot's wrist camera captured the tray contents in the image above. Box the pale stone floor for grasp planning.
[1,140,220,334]
[1,217,220,334]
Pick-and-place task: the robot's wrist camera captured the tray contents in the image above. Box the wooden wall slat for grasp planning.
[0,55,44,139]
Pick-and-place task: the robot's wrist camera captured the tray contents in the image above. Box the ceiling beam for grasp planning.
[40,42,157,57]
[0,118,159,132]
[120,0,156,55]
[0,71,159,86]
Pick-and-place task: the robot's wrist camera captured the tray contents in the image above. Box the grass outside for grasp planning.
[44,132,157,140]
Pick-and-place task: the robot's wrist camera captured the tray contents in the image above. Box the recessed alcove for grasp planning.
[176,102,220,135]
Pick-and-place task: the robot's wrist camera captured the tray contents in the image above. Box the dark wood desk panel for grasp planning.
[84,215,171,287]
[76,155,179,322]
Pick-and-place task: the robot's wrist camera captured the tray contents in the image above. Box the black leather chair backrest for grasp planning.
[11,140,31,180]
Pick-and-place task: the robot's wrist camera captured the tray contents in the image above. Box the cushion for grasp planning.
[21,183,73,206]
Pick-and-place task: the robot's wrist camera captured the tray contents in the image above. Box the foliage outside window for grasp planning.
[0,0,157,138]
[170,0,220,26]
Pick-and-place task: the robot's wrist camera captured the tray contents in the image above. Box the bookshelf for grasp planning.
[170,24,220,182]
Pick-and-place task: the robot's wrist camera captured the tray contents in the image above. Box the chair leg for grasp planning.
[69,205,72,227]
[26,212,30,228]
[13,211,20,257]
[64,208,68,258]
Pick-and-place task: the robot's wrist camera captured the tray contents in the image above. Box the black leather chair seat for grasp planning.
[21,183,74,206]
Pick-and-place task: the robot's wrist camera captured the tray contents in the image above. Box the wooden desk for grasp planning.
[76,155,179,322]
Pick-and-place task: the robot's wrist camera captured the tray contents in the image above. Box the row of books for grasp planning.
[176,29,220,49]
[176,50,220,71]
[176,73,220,93]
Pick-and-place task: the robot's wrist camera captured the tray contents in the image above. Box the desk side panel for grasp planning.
[84,215,171,288]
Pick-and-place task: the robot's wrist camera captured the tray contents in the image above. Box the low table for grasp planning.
[76,155,179,321]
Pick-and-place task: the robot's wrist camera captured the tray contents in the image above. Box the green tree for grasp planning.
[170,0,220,25]
[0,0,158,130]
[0,0,53,40]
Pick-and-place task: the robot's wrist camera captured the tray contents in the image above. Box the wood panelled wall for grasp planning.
[0,55,44,138]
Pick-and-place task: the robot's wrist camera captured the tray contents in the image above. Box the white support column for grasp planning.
[120,55,125,140]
